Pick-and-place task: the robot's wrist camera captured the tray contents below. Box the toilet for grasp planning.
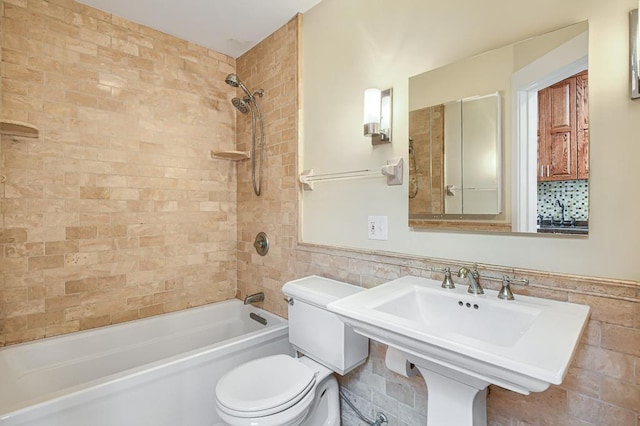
[215,276,369,426]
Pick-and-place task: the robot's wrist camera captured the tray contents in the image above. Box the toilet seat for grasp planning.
[216,355,317,417]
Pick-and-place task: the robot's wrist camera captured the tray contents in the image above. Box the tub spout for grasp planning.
[244,292,265,305]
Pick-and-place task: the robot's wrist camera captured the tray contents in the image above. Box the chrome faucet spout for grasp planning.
[555,199,565,224]
[244,292,265,305]
[457,266,484,295]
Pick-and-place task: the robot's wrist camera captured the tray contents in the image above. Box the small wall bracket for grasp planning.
[382,157,403,186]
[299,169,314,191]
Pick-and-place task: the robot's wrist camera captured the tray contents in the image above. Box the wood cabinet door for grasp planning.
[538,76,578,181]
[537,87,550,180]
[576,71,589,179]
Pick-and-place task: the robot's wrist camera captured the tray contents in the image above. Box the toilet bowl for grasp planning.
[214,276,369,426]
[215,355,339,426]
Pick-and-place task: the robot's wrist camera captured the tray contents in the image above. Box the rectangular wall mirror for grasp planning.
[408,21,589,236]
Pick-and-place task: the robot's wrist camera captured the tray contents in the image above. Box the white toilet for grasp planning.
[215,276,369,426]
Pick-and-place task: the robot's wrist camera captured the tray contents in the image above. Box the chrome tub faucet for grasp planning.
[244,292,265,305]
[457,266,484,295]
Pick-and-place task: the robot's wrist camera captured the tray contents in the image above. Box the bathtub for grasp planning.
[0,300,292,426]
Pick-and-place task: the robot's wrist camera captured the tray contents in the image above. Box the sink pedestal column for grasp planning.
[411,361,489,426]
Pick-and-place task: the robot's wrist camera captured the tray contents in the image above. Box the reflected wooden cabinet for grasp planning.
[576,72,589,179]
[537,71,589,182]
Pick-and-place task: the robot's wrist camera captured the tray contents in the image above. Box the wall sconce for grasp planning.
[363,87,393,144]
[631,3,640,99]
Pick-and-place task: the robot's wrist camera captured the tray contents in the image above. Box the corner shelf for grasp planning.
[0,119,39,138]
[210,150,250,161]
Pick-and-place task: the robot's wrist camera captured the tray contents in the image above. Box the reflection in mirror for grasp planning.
[408,21,589,235]
[409,93,501,216]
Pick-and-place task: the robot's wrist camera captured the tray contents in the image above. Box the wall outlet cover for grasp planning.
[368,216,388,240]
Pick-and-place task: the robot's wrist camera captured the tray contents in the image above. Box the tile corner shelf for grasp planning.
[210,150,250,161]
[0,119,40,138]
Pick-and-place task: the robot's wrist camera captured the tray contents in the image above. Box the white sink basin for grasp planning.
[373,284,541,348]
[328,276,590,425]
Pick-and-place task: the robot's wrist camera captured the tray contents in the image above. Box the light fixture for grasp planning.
[631,3,640,99]
[363,87,393,144]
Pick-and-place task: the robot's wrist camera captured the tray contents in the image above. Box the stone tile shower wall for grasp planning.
[0,0,238,345]
[234,15,300,318]
[538,179,589,221]
[408,105,444,216]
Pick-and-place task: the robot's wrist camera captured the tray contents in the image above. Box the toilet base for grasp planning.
[300,374,340,426]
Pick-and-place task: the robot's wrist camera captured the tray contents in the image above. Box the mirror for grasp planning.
[408,21,589,235]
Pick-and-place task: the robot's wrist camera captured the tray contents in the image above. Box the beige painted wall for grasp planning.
[301,0,640,281]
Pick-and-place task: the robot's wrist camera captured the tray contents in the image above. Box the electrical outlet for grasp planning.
[368,216,388,240]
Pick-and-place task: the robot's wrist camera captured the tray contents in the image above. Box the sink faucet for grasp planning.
[244,292,265,305]
[555,199,565,225]
[457,266,484,295]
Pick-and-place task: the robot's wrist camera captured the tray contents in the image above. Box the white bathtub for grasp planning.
[0,300,291,426]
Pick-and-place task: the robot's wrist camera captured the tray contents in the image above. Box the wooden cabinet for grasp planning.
[537,71,589,182]
[576,72,589,179]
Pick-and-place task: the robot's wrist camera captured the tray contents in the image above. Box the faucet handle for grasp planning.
[498,277,515,300]
[430,267,455,289]
[440,267,455,289]
[504,276,529,286]
[498,276,529,300]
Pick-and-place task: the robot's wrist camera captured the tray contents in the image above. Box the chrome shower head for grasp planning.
[225,73,253,98]
[225,73,239,88]
[232,97,250,114]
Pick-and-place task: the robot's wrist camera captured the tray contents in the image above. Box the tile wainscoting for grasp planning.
[291,243,640,426]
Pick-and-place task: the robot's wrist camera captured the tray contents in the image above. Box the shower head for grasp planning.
[225,73,240,88]
[225,73,253,99]
[232,97,250,114]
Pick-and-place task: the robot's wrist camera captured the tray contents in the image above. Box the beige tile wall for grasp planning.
[234,15,300,318]
[408,105,444,216]
[0,0,239,345]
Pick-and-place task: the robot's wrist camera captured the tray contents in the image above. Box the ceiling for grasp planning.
[76,0,323,58]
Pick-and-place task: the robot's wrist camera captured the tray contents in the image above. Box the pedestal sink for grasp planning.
[327,276,590,426]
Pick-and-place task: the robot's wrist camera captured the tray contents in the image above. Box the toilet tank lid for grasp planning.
[282,275,364,308]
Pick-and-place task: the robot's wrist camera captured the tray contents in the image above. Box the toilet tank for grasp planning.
[282,275,369,375]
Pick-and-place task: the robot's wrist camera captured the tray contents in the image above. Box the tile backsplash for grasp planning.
[537,179,589,221]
